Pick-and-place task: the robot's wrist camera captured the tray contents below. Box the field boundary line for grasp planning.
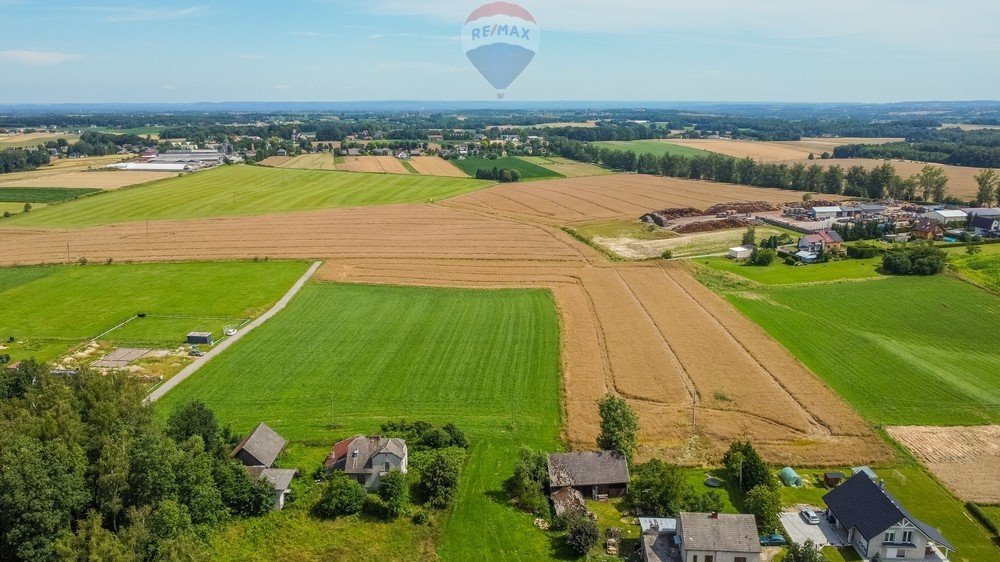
[145,260,322,403]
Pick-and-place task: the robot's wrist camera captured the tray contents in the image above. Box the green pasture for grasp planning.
[593,140,713,158]
[450,156,563,180]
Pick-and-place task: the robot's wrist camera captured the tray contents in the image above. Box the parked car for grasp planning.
[800,508,821,525]
[759,534,786,546]
[188,348,205,357]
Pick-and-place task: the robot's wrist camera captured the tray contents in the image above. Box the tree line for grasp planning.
[0,361,277,561]
[0,146,50,174]
[549,137,961,202]
[835,128,1000,168]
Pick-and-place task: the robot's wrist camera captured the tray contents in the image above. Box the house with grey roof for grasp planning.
[679,512,761,562]
[232,423,287,468]
[247,466,298,510]
[325,435,408,491]
[823,472,955,561]
[640,517,680,562]
[547,450,630,499]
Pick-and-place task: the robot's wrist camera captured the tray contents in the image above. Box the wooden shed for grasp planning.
[186,332,213,345]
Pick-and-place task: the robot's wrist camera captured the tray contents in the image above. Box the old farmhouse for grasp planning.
[231,423,296,510]
[325,435,408,491]
[547,450,630,499]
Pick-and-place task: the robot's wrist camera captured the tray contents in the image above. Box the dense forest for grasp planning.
[834,128,1000,168]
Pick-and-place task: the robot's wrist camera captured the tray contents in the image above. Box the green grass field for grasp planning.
[948,244,1000,293]
[593,140,714,158]
[0,187,100,203]
[450,156,564,180]
[723,276,1000,425]
[700,256,884,285]
[5,165,490,228]
[520,156,614,178]
[0,261,308,362]
[978,505,1000,531]
[156,283,563,560]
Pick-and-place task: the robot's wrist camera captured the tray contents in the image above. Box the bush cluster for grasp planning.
[882,246,947,275]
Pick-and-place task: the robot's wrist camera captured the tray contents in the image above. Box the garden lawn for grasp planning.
[449,156,563,180]
[156,283,563,561]
[700,256,884,285]
[724,276,1000,425]
[593,140,714,158]
[5,164,489,228]
[0,261,308,362]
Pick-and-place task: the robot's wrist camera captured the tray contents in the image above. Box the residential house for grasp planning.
[678,512,762,562]
[347,148,361,157]
[325,435,408,491]
[911,218,945,241]
[923,209,968,225]
[640,517,679,562]
[972,215,1000,237]
[396,150,409,159]
[824,472,955,561]
[232,423,287,468]
[547,450,630,499]
[797,229,843,253]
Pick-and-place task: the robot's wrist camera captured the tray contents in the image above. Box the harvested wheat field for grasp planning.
[665,138,902,162]
[338,155,410,174]
[783,158,989,199]
[886,425,1000,504]
[0,132,80,148]
[521,156,614,178]
[0,194,889,466]
[274,153,338,171]
[0,170,178,190]
[257,156,294,167]
[0,155,128,184]
[407,156,469,177]
[445,174,842,224]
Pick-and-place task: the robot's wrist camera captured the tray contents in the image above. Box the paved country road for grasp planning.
[145,260,322,403]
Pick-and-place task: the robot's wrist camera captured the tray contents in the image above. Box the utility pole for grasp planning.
[66,241,70,264]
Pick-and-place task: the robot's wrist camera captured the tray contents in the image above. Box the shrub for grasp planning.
[505,447,548,515]
[315,475,367,518]
[784,256,797,266]
[564,515,599,556]
[378,471,409,519]
[661,249,673,260]
[419,451,461,509]
[846,244,879,259]
[883,246,946,276]
[785,540,824,562]
[748,248,776,266]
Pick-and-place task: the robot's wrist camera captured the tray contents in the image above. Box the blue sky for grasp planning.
[0,0,997,104]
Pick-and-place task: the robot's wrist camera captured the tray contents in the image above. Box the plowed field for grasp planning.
[2,175,887,465]
[887,425,1000,503]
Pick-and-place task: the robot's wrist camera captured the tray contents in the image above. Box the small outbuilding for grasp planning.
[186,331,212,345]
[824,471,845,487]
[232,422,287,468]
[247,466,298,510]
[780,467,803,487]
[550,486,586,518]
[548,450,630,499]
[728,246,753,260]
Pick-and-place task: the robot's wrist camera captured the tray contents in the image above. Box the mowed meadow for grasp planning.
[5,164,491,228]
[0,261,308,362]
[725,276,1000,426]
[157,283,563,560]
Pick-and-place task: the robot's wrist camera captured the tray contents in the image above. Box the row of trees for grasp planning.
[974,169,1000,206]
[549,137,960,202]
[475,167,522,182]
[0,361,276,561]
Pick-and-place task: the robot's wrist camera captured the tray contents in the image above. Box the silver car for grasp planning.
[800,508,821,525]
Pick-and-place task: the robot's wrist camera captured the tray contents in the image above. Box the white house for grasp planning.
[923,209,967,225]
[972,215,1000,237]
[678,512,761,562]
[324,435,408,491]
[728,246,753,260]
[824,473,955,561]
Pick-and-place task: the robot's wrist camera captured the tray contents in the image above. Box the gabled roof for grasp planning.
[818,229,844,244]
[232,423,286,467]
[679,512,761,554]
[930,209,967,218]
[912,218,944,232]
[325,435,407,475]
[823,473,954,551]
[548,450,630,488]
[972,215,999,230]
[247,466,297,492]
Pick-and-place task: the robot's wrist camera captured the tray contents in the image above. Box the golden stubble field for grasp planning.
[0,174,890,466]
[665,137,903,161]
[887,425,1000,503]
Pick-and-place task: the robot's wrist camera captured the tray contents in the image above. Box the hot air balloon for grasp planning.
[462,2,539,99]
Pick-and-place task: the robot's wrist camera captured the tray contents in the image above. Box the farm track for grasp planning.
[2,174,890,465]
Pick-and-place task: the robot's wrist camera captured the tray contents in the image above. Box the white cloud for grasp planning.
[273,84,292,90]
[83,5,208,22]
[368,33,384,40]
[291,31,320,37]
[0,49,83,66]
[161,84,176,90]
[238,53,264,60]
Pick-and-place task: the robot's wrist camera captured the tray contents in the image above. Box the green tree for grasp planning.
[785,539,824,562]
[506,447,549,515]
[419,451,461,509]
[745,484,781,533]
[378,470,409,519]
[166,400,221,454]
[0,357,45,399]
[22,202,31,213]
[823,165,844,195]
[54,510,132,561]
[723,440,773,491]
[741,226,757,246]
[748,248,776,266]
[918,165,948,202]
[316,475,367,518]
[564,514,600,556]
[974,169,999,206]
[174,437,227,526]
[596,393,639,464]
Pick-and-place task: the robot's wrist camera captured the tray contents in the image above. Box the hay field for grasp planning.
[0,170,178,190]
[1,196,889,466]
[273,153,338,171]
[0,132,79,148]
[887,425,1000,504]
[445,174,842,224]
[338,155,410,174]
[0,155,127,183]
[521,156,614,178]
[407,156,469,177]
[784,158,990,199]
[257,156,294,167]
[4,165,489,228]
[664,137,903,161]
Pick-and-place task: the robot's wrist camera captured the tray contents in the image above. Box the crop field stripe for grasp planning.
[0,187,101,203]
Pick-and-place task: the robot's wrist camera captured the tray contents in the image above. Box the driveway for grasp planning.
[780,508,847,548]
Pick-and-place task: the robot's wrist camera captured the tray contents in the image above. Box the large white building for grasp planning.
[923,209,967,225]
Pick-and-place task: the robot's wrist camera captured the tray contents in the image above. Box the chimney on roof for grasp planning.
[710,512,719,519]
